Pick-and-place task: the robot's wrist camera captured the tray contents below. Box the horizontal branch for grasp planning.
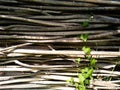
[0,48,119,57]
[0,15,66,27]
[18,0,97,7]
[76,0,120,6]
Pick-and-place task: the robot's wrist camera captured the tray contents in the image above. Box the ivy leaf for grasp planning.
[84,68,93,79]
[80,85,86,90]
[90,58,97,67]
[80,34,88,42]
[84,79,90,85]
[81,68,89,74]
[82,21,89,27]
[78,74,85,84]
[70,77,75,84]
[75,58,81,64]
[67,77,74,84]
[66,79,70,83]
[82,46,91,54]
[75,83,78,87]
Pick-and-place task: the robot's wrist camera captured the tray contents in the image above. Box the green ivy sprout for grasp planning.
[90,58,97,68]
[80,34,88,42]
[82,15,94,28]
[82,46,91,55]
[78,74,86,90]
[68,14,96,90]
[82,21,89,27]
[67,77,75,85]
[75,58,81,64]
[67,34,97,90]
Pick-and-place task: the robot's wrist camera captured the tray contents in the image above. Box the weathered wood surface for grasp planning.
[0,0,120,90]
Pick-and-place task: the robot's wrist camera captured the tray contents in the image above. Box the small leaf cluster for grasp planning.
[81,15,93,28]
[67,34,97,90]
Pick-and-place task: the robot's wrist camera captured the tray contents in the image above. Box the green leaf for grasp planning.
[75,58,81,64]
[66,79,70,83]
[84,79,90,85]
[78,74,85,84]
[84,68,93,79]
[82,21,89,27]
[75,83,79,89]
[90,58,97,67]
[81,68,89,74]
[82,46,91,54]
[67,77,74,84]
[70,77,75,84]
[80,34,88,42]
[80,85,86,90]
[86,55,92,60]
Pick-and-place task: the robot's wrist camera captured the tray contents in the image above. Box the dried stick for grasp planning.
[2,49,119,57]
[89,30,120,39]
[0,30,106,36]
[0,35,62,40]
[18,0,97,7]
[0,15,66,26]
[27,5,120,11]
[76,0,120,6]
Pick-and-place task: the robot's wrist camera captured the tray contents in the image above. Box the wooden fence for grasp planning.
[0,0,120,90]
